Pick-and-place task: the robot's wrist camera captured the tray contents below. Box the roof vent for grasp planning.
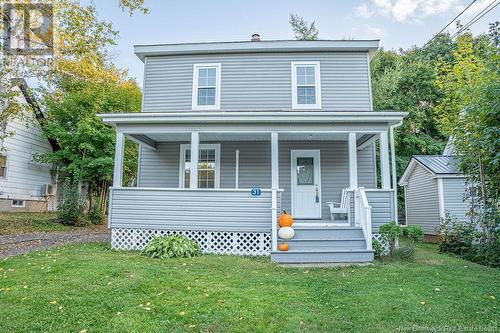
[251,33,261,42]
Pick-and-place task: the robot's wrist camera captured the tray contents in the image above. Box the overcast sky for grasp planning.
[90,0,500,85]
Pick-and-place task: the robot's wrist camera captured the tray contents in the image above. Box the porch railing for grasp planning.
[355,188,373,250]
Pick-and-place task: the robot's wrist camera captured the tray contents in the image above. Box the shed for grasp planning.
[399,156,470,235]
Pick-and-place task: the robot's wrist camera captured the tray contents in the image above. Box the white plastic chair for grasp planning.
[327,189,350,222]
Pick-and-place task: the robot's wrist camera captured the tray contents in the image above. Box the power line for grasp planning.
[450,0,499,38]
[424,0,477,46]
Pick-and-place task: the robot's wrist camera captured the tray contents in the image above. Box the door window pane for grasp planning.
[296,157,314,185]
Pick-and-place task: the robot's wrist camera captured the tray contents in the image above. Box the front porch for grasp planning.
[101,111,405,262]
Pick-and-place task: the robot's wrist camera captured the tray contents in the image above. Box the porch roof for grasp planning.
[99,111,407,127]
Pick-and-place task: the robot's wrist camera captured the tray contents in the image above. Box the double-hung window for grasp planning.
[192,64,221,110]
[291,62,321,109]
[0,154,6,178]
[179,144,220,188]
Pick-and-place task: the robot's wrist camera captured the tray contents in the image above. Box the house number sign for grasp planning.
[251,188,261,196]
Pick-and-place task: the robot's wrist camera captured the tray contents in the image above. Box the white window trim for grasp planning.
[11,199,26,208]
[192,63,221,111]
[291,61,322,110]
[178,143,221,188]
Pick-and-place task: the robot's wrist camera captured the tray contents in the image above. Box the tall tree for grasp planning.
[289,14,319,40]
[435,29,499,238]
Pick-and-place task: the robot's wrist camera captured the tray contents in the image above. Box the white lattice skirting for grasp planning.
[372,233,390,255]
[111,228,271,256]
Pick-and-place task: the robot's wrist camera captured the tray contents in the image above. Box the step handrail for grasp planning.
[355,188,373,250]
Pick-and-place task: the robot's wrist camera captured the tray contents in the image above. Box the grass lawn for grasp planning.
[0,213,99,235]
[0,243,498,333]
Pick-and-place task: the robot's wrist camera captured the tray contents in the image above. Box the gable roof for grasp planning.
[413,155,460,174]
[134,39,380,61]
[10,78,60,152]
[398,155,462,186]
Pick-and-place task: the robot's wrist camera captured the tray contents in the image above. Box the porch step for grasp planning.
[291,226,364,240]
[286,238,367,251]
[271,249,374,264]
[272,225,373,264]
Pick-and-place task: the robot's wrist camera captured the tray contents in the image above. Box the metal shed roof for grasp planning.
[413,155,460,174]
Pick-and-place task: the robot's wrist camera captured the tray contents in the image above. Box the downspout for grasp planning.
[390,121,403,224]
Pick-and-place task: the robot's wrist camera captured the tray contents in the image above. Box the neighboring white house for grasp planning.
[399,154,470,235]
[0,79,59,212]
[100,37,407,263]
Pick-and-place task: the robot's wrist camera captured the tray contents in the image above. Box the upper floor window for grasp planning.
[192,63,221,110]
[0,154,6,178]
[291,62,321,109]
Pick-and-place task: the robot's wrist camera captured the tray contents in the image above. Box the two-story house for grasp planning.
[100,36,407,263]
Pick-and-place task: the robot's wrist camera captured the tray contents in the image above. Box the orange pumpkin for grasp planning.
[278,243,289,251]
[279,210,293,227]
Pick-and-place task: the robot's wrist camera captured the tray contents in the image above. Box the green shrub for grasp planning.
[403,225,424,242]
[142,235,202,259]
[379,221,403,255]
[58,182,87,226]
[437,214,499,267]
[372,238,383,257]
[88,200,104,225]
[437,215,475,256]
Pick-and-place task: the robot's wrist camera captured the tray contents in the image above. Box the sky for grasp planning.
[89,0,500,85]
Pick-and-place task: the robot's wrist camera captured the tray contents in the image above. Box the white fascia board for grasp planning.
[398,158,436,186]
[98,111,407,126]
[134,40,380,61]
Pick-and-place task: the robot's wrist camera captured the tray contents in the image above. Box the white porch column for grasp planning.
[271,132,279,251]
[380,131,391,189]
[390,125,399,223]
[113,131,125,187]
[348,132,358,189]
[190,132,199,189]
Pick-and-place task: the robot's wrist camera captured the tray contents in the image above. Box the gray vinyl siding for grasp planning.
[110,188,273,232]
[138,141,376,221]
[405,164,441,235]
[365,190,395,232]
[442,178,470,222]
[143,52,371,112]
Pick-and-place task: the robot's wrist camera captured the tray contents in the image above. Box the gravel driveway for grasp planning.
[0,228,110,259]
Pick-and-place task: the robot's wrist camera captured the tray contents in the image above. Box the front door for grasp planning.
[291,150,321,219]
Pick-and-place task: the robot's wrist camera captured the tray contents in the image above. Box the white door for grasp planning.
[291,150,321,219]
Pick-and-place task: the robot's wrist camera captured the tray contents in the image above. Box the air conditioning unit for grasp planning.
[41,184,55,196]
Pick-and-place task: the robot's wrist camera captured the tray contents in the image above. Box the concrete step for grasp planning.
[271,249,374,264]
[285,238,367,251]
[289,226,364,240]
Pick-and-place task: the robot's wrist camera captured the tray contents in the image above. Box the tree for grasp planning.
[435,30,499,240]
[289,14,319,40]
[38,69,142,213]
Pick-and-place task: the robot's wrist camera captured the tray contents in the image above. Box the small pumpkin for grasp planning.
[278,243,289,251]
[279,210,293,227]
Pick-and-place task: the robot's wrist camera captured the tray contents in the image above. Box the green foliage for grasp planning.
[403,225,424,242]
[437,214,499,267]
[435,30,499,245]
[142,236,202,259]
[88,198,105,225]
[289,14,319,40]
[372,238,383,257]
[392,243,416,261]
[58,182,87,226]
[379,221,404,255]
